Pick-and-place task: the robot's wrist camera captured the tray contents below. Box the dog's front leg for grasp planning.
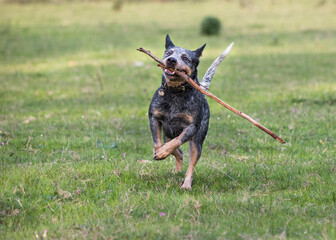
[154,124,196,160]
[149,116,163,157]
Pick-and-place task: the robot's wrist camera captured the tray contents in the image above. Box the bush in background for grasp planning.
[200,16,221,36]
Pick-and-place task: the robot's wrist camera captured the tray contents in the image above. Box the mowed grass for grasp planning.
[0,0,335,239]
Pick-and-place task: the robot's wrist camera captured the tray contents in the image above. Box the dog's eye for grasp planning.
[166,50,173,56]
[182,56,190,63]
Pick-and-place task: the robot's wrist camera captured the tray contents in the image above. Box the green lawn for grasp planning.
[0,0,335,239]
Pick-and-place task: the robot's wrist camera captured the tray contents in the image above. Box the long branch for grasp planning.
[137,47,285,144]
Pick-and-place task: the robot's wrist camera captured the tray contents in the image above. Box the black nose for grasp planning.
[166,57,177,67]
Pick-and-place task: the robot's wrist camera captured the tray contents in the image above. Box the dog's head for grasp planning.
[162,34,206,87]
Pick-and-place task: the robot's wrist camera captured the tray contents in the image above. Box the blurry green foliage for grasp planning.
[200,16,221,36]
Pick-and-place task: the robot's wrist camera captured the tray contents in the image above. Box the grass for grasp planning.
[0,0,336,239]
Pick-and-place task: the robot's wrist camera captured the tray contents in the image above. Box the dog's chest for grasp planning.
[155,92,198,117]
[154,109,193,124]
[153,92,202,135]
[157,111,193,139]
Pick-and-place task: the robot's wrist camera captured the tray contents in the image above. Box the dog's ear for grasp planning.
[165,34,175,49]
[193,44,206,58]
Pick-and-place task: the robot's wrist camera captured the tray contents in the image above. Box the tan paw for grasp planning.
[175,165,183,173]
[181,178,193,190]
[153,145,172,160]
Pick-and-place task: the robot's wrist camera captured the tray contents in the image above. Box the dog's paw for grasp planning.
[180,184,192,190]
[181,178,193,190]
[153,146,170,160]
[175,165,183,173]
[153,142,177,160]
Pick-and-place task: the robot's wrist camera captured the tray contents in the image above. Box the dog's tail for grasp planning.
[200,42,234,91]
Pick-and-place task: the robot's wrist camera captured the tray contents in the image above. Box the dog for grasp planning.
[148,34,209,189]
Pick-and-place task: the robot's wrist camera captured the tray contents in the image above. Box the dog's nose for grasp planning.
[166,57,177,67]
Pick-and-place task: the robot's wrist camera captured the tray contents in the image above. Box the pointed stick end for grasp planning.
[276,137,286,144]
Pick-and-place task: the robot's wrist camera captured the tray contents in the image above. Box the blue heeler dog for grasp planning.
[148,34,209,189]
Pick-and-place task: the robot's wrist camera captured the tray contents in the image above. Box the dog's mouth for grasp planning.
[164,68,175,76]
[164,68,188,79]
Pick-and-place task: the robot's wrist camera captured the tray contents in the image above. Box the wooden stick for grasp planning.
[137,47,285,144]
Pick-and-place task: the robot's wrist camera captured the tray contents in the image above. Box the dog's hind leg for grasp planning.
[181,140,201,190]
[163,136,183,172]
[172,148,183,173]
